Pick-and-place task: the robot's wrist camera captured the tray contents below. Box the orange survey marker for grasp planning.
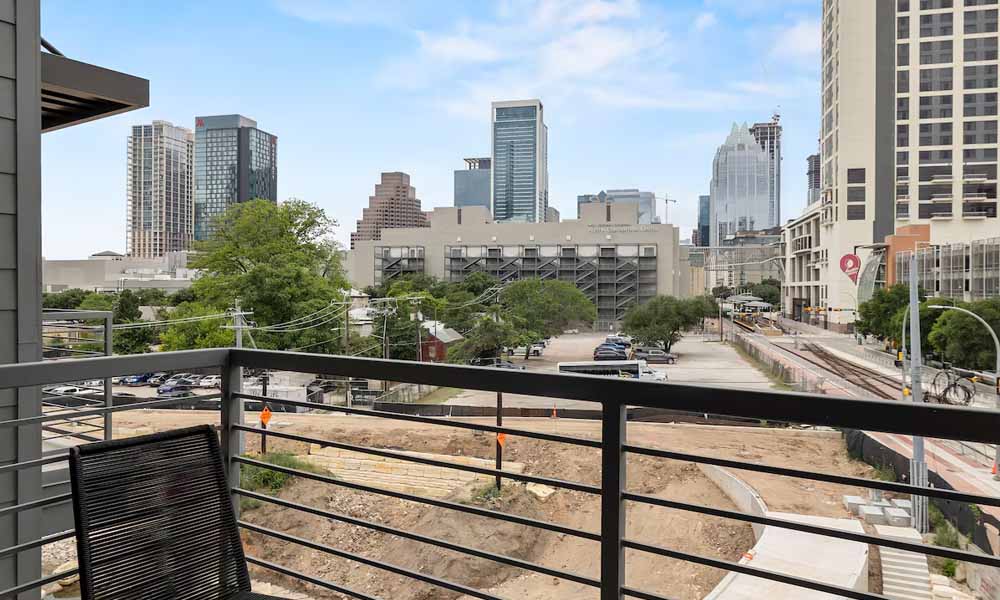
[260,406,272,427]
[496,432,507,447]
[993,462,997,476]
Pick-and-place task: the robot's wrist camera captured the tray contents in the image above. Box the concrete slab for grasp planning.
[892,498,914,515]
[704,512,868,599]
[861,505,887,525]
[843,494,866,515]
[885,507,912,527]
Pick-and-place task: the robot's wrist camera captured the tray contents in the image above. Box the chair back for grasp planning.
[69,425,250,600]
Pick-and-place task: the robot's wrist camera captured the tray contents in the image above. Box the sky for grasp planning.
[40,0,821,259]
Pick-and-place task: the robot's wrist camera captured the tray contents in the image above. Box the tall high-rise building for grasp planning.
[491,100,548,222]
[806,152,821,205]
[193,114,277,241]
[750,115,782,226]
[577,189,658,224]
[351,172,428,249]
[126,121,194,258]
[697,195,711,247]
[784,0,999,332]
[454,157,491,209]
[709,123,773,246]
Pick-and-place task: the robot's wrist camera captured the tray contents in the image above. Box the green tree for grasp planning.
[181,199,349,352]
[622,296,711,352]
[169,287,197,306]
[159,302,233,350]
[113,326,156,355]
[134,288,169,306]
[43,288,88,310]
[448,311,528,363]
[711,285,733,299]
[460,272,498,297]
[750,282,781,307]
[372,310,428,361]
[929,299,1000,370]
[857,284,916,342]
[113,290,143,323]
[78,292,114,312]
[501,279,596,338]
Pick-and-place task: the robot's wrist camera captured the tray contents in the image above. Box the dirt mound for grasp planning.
[242,426,754,600]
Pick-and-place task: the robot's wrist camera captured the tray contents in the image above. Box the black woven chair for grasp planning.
[69,425,282,600]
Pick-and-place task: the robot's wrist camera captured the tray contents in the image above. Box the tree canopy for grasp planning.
[928,299,1000,371]
[162,199,349,351]
[622,295,717,352]
[500,279,596,338]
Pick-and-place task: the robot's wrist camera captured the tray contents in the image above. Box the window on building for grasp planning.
[965,65,999,89]
[847,168,867,184]
[920,67,953,91]
[847,205,866,220]
[964,9,999,34]
[899,16,911,39]
[847,187,867,202]
[920,40,953,64]
[920,13,954,36]
[964,37,999,61]
[898,43,911,66]
[898,70,911,93]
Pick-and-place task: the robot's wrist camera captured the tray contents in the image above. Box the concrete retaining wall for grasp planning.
[697,464,768,540]
[729,331,833,394]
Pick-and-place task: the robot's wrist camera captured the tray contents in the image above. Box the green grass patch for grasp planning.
[469,483,507,505]
[941,559,957,578]
[416,387,463,405]
[871,463,897,482]
[930,504,961,549]
[239,452,327,511]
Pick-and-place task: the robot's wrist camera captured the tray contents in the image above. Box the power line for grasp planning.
[250,301,349,332]
[112,313,229,329]
[245,306,348,333]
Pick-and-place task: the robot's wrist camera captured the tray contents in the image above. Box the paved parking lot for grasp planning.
[443,332,774,409]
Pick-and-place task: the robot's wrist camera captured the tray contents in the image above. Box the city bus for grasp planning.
[557,360,665,380]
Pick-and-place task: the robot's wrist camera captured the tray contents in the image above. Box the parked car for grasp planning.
[43,385,89,396]
[594,349,628,361]
[199,375,221,388]
[606,336,631,348]
[633,348,676,364]
[640,366,668,381]
[158,389,196,401]
[162,373,192,386]
[531,341,546,353]
[122,373,154,386]
[505,346,542,357]
[147,372,170,386]
[157,378,197,395]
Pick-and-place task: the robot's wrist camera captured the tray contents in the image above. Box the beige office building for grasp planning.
[347,202,683,327]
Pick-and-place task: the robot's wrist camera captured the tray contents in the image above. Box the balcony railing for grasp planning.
[3,348,1000,600]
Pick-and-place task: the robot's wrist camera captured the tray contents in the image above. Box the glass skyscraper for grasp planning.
[697,195,710,247]
[454,157,491,209]
[709,123,772,246]
[491,100,548,223]
[193,114,277,241]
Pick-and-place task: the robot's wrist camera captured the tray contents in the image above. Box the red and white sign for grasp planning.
[840,254,861,284]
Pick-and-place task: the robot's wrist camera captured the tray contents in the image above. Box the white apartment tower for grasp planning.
[783,0,998,331]
[126,121,195,258]
[491,100,549,223]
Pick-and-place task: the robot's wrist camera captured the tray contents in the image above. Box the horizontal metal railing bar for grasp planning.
[235,424,601,495]
[0,393,222,430]
[0,348,227,388]
[624,490,1000,569]
[240,521,504,600]
[623,538,890,600]
[245,555,379,600]
[0,530,74,560]
[231,349,1000,444]
[621,587,682,600]
[0,493,72,519]
[624,443,1000,507]
[233,392,602,448]
[234,488,601,588]
[0,453,68,474]
[234,457,599,541]
[0,569,77,600]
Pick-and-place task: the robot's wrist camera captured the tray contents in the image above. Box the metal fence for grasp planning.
[2,347,1000,599]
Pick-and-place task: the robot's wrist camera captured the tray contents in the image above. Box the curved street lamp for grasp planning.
[929,304,1000,479]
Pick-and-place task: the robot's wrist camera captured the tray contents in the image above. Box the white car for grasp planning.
[199,375,221,388]
[44,385,89,395]
[641,367,668,382]
[506,346,542,357]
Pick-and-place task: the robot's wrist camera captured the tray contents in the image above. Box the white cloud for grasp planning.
[416,31,502,63]
[770,19,820,65]
[694,12,717,32]
[539,26,666,79]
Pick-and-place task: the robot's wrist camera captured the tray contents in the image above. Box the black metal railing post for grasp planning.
[600,402,626,600]
[220,357,243,517]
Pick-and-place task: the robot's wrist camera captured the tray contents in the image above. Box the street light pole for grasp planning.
[929,304,1000,479]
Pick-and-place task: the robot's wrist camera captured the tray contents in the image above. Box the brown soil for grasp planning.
[111,412,882,599]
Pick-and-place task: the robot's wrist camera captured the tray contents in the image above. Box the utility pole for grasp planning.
[908,255,929,533]
[342,292,350,348]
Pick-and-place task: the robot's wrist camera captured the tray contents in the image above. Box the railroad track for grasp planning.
[777,342,901,400]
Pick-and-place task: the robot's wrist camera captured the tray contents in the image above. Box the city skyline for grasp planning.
[39,0,821,258]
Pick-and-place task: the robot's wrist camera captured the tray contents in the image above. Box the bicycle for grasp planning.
[931,366,977,406]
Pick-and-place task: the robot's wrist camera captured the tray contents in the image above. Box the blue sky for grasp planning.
[41,0,820,258]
